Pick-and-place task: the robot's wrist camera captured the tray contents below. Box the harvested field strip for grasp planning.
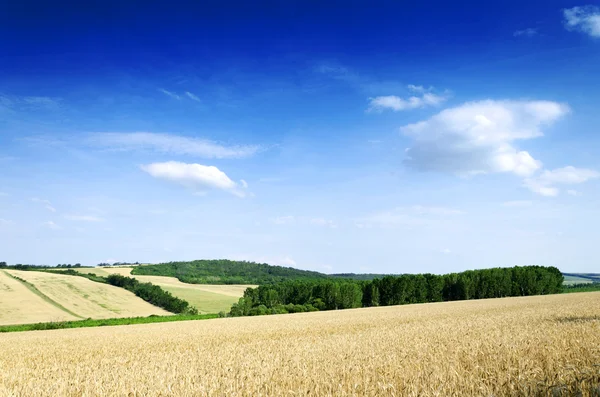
[4,271,84,319]
[3,270,170,320]
[0,271,77,326]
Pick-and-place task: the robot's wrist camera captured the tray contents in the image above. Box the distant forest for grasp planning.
[229,265,564,317]
[131,259,333,284]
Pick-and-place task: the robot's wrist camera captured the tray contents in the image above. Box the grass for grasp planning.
[0,292,599,395]
[68,267,250,313]
[0,313,218,333]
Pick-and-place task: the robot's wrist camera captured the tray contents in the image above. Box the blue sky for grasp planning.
[1,1,600,273]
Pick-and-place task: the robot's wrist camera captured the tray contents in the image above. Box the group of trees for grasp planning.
[132,259,332,284]
[105,274,197,314]
[229,266,564,317]
[0,263,83,269]
[97,262,139,267]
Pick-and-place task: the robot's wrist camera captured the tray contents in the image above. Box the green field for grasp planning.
[69,266,249,314]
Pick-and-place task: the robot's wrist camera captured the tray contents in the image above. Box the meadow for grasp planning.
[74,266,251,313]
[0,292,598,396]
[0,270,168,325]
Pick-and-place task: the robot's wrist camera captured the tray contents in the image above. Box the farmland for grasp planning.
[0,270,168,325]
[1,292,598,396]
[73,266,251,313]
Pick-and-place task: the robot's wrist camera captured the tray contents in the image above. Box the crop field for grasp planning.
[73,267,251,313]
[0,270,168,325]
[0,270,76,325]
[0,292,598,396]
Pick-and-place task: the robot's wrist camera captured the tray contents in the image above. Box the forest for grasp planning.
[229,265,564,316]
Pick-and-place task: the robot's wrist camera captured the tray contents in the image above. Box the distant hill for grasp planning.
[562,273,600,285]
[131,260,332,285]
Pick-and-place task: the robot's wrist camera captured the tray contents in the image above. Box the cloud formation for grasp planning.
[400,100,570,177]
[185,91,201,102]
[31,198,56,212]
[563,6,600,37]
[89,132,260,159]
[368,85,447,112]
[158,89,181,100]
[141,161,247,197]
[513,28,538,37]
[524,166,599,196]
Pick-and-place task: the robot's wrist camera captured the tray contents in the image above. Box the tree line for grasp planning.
[229,266,564,316]
[105,274,197,315]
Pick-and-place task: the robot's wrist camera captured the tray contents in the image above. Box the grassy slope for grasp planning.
[3,270,168,323]
[73,267,250,314]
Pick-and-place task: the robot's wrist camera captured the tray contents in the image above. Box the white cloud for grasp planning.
[502,200,533,207]
[400,100,569,177]
[309,218,338,228]
[141,161,247,197]
[0,218,13,225]
[0,192,7,197]
[514,28,538,37]
[43,221,61,230]
[89,132,259,159]
[407,84,428,93]
[567,189,581,196]
[440,248,452,254]
[31,198,56,212]
[524,166,599,196]
[368,86,448,112]
[272,215,295,225]
[563,6,600,37]
[240,179,248,189]
[185,91,201,102]
[64,215,105,222]
[158,89,181,100]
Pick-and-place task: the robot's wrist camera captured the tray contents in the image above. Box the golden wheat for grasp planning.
[0,292,599,396]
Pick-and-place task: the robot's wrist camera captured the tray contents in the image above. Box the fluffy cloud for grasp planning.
[524,166,599,196]
[563,6,600,37]
[141,161,247,197]
[400,100,569,176]
[89,132,259,159]
[368,85,447,112]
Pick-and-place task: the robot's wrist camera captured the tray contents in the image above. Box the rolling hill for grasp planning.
[72,266,251,313]
[0,270,169,326]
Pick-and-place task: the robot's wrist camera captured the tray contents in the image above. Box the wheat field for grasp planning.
[0,292,598,396]
[0,270,168,325]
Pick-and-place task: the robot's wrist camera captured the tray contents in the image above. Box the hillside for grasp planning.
[562,273,600,285]
[130,259,331,284]
[0,270,168,325]
[72,267,250,314]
